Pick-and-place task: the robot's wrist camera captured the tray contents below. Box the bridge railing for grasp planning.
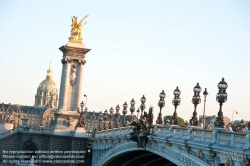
[0,128,17,139]
[17,126,53,134]
[92,124,250,149]
[94,127,131,138]
[153,125,250,148]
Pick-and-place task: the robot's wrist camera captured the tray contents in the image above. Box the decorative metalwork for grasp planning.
[114,105,120,128]
[130,98,135,121]
[122,102,128,127]
[225,155,234,166]
[166,142,172,146]
[184,145,191,151]
[172,87,181,125]
[242,158,250,165]
[190,83,201,126]
[202,88,208,128]
[127,97,150,148]
[197,150,204,159]
[156,90,165,125]
[109,107,114,129]
[140,95,146,119]
[136,108,140,119]
[215,78,228,128]
[147,107,154,130]
[75,101,86,128]
[98,111,103,131]
[103,109,108,130]
[208,150,216,157]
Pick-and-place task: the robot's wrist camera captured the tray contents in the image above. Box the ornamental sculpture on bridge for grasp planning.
[68,15,89,44]
[127,95,154,148]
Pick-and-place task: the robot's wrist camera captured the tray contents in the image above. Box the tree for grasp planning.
[163,115,184,126]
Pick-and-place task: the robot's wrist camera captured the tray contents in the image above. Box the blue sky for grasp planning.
[0,1,250,122]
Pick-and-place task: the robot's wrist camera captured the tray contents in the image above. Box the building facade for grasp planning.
[34,63,59,108]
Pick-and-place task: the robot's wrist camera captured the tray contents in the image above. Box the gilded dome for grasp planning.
[38,62,57,90]
[38,79,57,90]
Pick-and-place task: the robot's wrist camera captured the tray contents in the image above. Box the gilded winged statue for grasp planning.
[68,15,88,43]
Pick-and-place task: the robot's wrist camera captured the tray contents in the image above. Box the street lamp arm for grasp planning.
[232,110,238,122]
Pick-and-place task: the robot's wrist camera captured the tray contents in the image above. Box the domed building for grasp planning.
[34,63,58,108]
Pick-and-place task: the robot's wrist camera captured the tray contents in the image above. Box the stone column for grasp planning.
[74,62,85,110]
[55,43,90,132]
[58,61,70,110]
[58,43,90,112]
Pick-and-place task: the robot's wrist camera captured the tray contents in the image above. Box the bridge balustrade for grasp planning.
[91,125,250,166]
[153,125,250,148]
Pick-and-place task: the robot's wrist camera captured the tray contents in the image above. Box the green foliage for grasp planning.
[163,115,185,126]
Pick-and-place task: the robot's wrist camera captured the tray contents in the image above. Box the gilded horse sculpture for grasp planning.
[68,15,89,44]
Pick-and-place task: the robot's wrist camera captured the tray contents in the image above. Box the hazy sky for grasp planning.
[0,1,250,122]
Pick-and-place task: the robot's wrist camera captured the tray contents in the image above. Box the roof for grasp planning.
[0,103,48,114]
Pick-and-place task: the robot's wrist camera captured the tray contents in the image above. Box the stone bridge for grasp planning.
[0,126,91,165]
[92,125,250,166]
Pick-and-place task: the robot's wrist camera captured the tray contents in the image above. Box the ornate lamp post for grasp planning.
[122,102,128,127]
[202,88,208,128]
[130,99,135,121]
[103,109,108,130]
[140,95,146,118]
[215,78,228,128]
[76,101,86,128]
[189,83,202,126]
[80,101,84,112]
[109,107,114,129]
[172,87,181,125]
[84,94,87,112]
[232,110,238,122]
[115,105,120,128]
[156,90,166,125]
[241,119,244,126]
[17,110,22,127]
[98,111,103,131]
[136,108,140,119]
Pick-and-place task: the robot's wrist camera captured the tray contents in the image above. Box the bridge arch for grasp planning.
[95,142,209,166]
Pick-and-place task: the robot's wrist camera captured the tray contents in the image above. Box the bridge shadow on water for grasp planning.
[103,150,177,166]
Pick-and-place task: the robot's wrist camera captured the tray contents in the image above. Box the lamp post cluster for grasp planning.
[81,77,230,131]
[189,83,202,126]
